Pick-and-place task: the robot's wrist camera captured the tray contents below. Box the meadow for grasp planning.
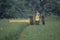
[0,15,60,40]
[0,19,28,40]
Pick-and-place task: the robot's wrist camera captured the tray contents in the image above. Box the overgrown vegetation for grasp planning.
[0,0,60,18]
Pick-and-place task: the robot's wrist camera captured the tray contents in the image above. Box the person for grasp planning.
[35,11,40,25]
[41,14,45,25]
[29,16,34,25]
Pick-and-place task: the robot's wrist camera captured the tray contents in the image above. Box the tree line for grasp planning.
[0,0,60,18]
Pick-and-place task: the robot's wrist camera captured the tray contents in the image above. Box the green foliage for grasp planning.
[0,0,60,18]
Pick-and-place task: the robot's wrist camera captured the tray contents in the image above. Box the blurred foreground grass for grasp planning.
[18,15,60,40]
[0,15,60,40]
[0,19,28,40]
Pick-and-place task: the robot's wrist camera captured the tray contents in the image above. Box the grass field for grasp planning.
[0,19,28,40]
[0,15,60,40]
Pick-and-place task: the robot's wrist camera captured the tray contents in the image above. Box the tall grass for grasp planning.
[0,19,28,40]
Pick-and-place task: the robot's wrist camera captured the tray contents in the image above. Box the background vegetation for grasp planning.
[0,0,60,18]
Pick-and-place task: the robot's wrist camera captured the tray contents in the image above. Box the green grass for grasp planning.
[0,19,28,40]
[18,15,60,40]
[0,15,60,40]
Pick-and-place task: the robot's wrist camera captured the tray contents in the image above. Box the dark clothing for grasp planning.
[41,16,44,19]
[41,15,45,25]
[29,16,34,25]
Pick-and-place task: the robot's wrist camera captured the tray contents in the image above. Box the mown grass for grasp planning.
[0,15,60,40]
[0,19,28,40]
[18,15,60,40]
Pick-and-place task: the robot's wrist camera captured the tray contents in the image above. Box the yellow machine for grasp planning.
[9,19,30,23]
[9,11,40,25]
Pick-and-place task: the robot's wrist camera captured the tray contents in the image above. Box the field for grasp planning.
[0,15,60,40]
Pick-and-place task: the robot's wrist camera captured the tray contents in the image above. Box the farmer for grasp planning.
[35,11,40,25]
[41,14,45,25]
[29,16,34,25]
